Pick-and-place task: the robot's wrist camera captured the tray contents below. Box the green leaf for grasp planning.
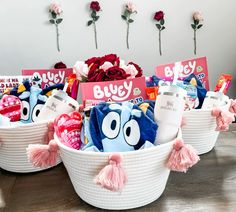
[156,24,161,30]
[160,19,165,25]
[194,19,199,25]
[128,19,134,23]
[161,26,165,30]
[121,15,127,20]
[197,24,203,29]
[191,24,196,29]
[87,20,93,26]
[49,19,55,24]
[56,18,63,24]
[91,10,96,19]
[51,12,57,19]
[94,16,99,21]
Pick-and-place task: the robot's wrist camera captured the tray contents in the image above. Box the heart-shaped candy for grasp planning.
[54,111,83,150]
[0,95,22,122]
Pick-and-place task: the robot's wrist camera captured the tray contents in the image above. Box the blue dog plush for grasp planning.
[88,101,158,152]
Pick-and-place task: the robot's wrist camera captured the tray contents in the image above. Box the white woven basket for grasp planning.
[182,100,231,155]
[0,121,61,173]
[56,135,176,210]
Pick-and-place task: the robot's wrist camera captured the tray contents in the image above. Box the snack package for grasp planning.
[214,74,232,94]
[176,80,199,110]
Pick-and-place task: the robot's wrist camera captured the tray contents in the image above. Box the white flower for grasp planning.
[49,3,63,15]
[73,61,89,81]
[126,2,137,13]
[122,64,138,79]
[193,11,203,21]
[100,62,113,71]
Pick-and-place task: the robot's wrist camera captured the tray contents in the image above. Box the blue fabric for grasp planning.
[88,101,158,152]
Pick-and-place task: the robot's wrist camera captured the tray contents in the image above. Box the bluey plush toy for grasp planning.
[10,80,64,123]
[88,101,158,152]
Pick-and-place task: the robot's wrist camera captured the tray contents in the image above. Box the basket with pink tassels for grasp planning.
[27,129,199,210]
[182,98,235,155]
[0,120,61,173]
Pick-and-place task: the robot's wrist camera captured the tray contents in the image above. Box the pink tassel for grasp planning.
[167,139,200,173]
[94,153,128,192]
[27,140,59,168]
[212,108,234,131]
[229,99,236,115]
[44,121,55,144]
[181,117,187,127]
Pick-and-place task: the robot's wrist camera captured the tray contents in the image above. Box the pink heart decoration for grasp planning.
[0,95,22,122]
[54,111,83,150]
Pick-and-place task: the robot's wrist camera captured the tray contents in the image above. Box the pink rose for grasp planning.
[126,2,137,13]
[121,64,138,79]
[73,61,89,81]
[49,3,62,15]
[193,11,203,21]
[100,62,113,71]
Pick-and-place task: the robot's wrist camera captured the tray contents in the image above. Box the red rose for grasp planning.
[154,11,164,21]
[90,1,101,12]
[87,68,105,82]
[85,56,100,67]
[101,54,120,66]
[128,62,143,77]
[54,61,67,69]
[104,66,128,81]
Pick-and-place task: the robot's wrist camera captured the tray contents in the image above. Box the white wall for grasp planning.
[0,0,235,97]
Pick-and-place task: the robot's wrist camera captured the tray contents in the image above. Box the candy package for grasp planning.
[214,74,232,94]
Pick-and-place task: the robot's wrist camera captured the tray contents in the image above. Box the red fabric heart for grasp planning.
[54,111,83,150]
[0,95,22,122]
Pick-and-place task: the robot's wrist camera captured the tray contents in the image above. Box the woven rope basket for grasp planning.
[0,121,61,173]
[56,134,177,210]
[182,100,231,155]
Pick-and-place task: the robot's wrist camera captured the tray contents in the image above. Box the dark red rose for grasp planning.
[54,61,67,69]
[154,11,164,21]
[90,1,101,12]
[128,62,143,77]
[104,66,128,81]
[87,68,105,82]
[85,56,100,67]
[100,54,120,66]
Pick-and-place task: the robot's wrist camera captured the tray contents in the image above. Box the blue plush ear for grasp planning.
[131,104,158,150]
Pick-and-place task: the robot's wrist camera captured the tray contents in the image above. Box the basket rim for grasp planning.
[55,134,176,157]
[0,119,51,130]
[183,98,230,114]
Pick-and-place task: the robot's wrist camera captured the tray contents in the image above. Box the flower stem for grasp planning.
[159,29,162,56]
[93,21,98,49]
[126,22,130,49]
[55,24,60,52]
[194,29,196,55]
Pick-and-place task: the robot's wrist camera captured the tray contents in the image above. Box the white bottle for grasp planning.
[154,85,187,144]
[36,90,79,122]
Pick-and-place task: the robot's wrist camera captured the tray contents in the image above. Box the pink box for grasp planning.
[80,77,147,105]
[22,68,73,89]
[156,57,209,90]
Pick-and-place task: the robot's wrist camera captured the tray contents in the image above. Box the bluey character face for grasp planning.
[89,101,158,152]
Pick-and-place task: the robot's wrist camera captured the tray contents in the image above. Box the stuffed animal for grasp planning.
[88,101,158,152]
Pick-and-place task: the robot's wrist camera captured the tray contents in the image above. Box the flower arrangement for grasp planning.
[49,2,63,52]
[153,11,165,56]
[191,11,203,55]
[121,2,137,49]
[87,1,101,49]
[73,54,143,82]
